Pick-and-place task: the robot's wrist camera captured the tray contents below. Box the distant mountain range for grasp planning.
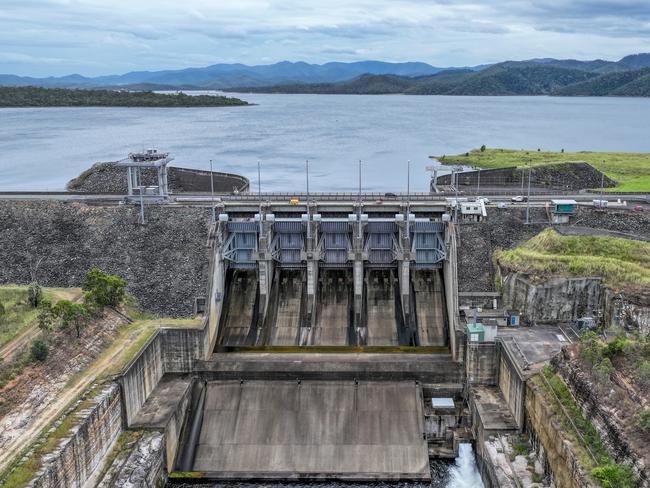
[1,54,650,96]
[224,56,650,97]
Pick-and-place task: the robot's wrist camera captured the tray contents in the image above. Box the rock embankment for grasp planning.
[0,201,210,316]
[67,162,249,194]
[437,162,617,191]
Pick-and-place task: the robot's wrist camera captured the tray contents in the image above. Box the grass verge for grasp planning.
[495,229,650,290]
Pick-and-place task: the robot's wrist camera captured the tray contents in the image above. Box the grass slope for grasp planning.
[0,86,249,107]
[439,148,650,192]
[496,229,650,290]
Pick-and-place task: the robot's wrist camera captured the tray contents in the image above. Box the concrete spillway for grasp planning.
[191,380,430,480]
[309,270,351,346]
[219,269,259,346]
[365,269,399,346]
[267,269,304,346]
[413,270,448,347]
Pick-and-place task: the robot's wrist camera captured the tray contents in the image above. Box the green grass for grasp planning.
[496,229,650,290]
[0,286,82,348]
[438,148,650,192]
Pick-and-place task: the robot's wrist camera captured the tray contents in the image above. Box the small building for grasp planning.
[550,199,577,224]
[460,200,487,222]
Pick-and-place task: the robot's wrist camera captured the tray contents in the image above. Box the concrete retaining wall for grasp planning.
[120,333,164,426]
[498,346,526,429]
[525,379,593,488]
[466,343,498,385]
[502,273,602,323]
[31,384,122,488]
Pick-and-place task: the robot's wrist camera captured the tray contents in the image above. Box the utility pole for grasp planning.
[454,168,459,223]
[306,159,311,239]
[209,159,216,224]
[526,160,532,224]
[257,159,263,235]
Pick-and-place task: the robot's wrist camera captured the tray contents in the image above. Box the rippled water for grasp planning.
[168,444,483,488]
[1,94,649,191]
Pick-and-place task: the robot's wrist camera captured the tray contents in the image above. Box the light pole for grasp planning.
[477,168,481,196]
[257,159,263,235]
[306,159,311,239]
[525,160,532,224]
[406,160,411,235]
[209,159,215,224]
[357,160,362,239]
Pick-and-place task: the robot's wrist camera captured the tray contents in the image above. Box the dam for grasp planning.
[173,198,461,481]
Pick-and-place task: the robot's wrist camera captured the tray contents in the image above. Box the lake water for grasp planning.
[1,94,650,192]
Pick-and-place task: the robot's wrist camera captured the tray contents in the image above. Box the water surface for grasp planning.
[1,94,648,191]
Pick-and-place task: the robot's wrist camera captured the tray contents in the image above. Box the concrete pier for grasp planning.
[191,380,431,480]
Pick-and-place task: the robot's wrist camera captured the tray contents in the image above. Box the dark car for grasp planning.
[384,192,398,199]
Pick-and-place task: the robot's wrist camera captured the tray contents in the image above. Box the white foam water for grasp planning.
[447,443,484,488]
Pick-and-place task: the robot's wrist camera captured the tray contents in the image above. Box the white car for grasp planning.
[511,195,527,202]
[477,197,490,204]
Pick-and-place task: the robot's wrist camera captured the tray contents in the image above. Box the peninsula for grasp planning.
[0,86,249,107]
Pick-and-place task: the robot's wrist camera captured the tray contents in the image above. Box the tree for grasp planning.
[82,268,127,308]
[480,144,486,152]
[53,300,91,338]
[593,357,614,383]
[580,331,603,366]
[28,282,43,308]
[37,299,57,333]
[0,301,5,318]
[30,339,49,362]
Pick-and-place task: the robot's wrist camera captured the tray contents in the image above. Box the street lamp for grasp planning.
[257,159,263,235]
[306,159,311,239]
[357,160,362,239]
[525,160,532,224]
[209,159,215,224]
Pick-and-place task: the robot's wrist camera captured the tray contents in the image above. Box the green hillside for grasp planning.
[554,68,650,96]
[439,148,650,192]
[0,86,249,107]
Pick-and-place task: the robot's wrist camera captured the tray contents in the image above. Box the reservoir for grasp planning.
[1,94,649,191]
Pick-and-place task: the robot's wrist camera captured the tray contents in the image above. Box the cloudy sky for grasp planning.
[1,0,649,77]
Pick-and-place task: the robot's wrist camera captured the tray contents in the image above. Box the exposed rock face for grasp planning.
[67,162,249,194]
[502,274,602,323]
[0,201,210,317]
[96,431,164,487]
[437,162,617,190]
[552,348,650,487]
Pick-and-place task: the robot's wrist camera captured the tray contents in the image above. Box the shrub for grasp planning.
[593,357,614,383]
[580,331,603,366]
[82,268,127,308]
[28,282,43,308]
[30,339,49,362]
[0,301,5,317]
[638,409,650,433]
[604,336,628,358]
[591,463,636,488]
[638,360,650,387]
[480,144,486,152]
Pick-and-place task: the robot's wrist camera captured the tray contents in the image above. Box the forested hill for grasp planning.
[0,86,249,107]
[225,62,650,97]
